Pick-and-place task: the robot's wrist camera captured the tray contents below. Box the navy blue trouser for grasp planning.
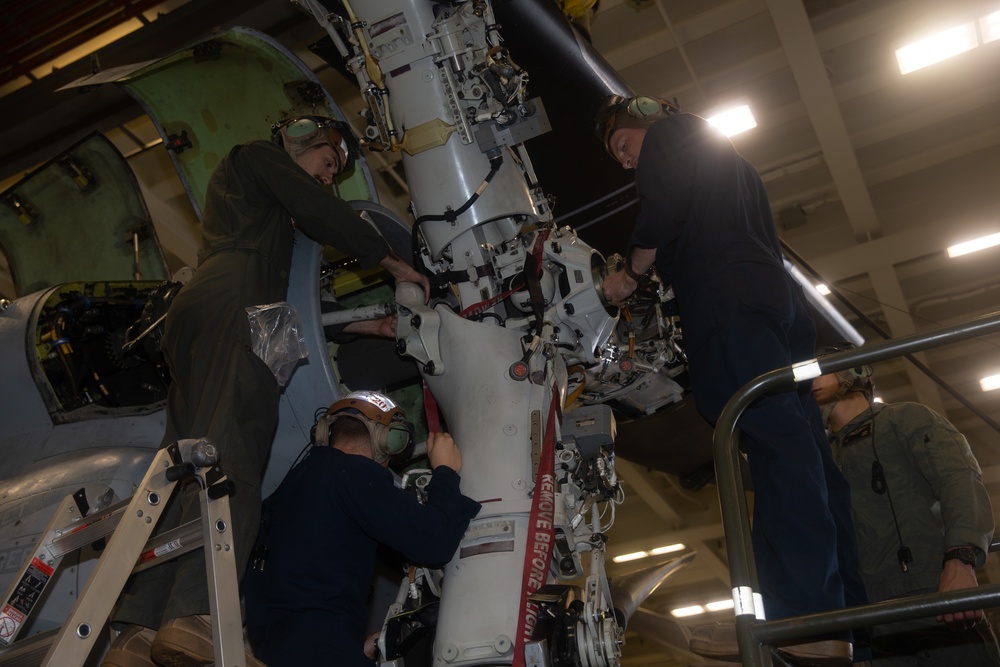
[680,262,868,638]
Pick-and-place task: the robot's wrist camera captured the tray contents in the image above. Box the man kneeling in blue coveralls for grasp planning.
[243,391,481,666]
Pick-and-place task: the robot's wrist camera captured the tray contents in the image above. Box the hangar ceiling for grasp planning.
[1,1,999,664]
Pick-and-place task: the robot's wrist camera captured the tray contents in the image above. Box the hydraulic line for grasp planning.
[411,153,504,275]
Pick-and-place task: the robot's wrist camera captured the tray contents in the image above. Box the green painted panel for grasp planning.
[118,27,374,218]
[0,133,168,296]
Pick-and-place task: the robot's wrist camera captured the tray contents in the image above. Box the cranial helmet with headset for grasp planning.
[271,115,359,177]
[313,391,414,464]
[594,94,680,158]
[817,342,875,401]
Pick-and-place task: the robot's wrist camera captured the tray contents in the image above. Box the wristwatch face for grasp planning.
[944,547,985,568]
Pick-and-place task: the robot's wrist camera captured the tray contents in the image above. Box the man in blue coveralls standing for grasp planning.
[596,95,868,666]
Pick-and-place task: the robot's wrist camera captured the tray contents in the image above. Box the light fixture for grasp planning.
[706,599,735,612]
[896,22,979,74]
[612,543,686,563]
[981,374,1000,392]
[815,283,831,296]
[671,605,705,618]
[873,396,885,404]
[706,105,757,137]
[982,10,1000,43]
[671,598,734,618]
[650,543,686,555]
[947,232,1000,257]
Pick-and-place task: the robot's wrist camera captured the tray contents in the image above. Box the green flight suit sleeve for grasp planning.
[894,403,994,554]
[245,141,390,268]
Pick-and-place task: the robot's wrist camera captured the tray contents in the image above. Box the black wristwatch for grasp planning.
[623,260,646,283]
[942,546,986,569]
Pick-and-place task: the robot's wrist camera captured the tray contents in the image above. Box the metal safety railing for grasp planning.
[714,310,1000,666]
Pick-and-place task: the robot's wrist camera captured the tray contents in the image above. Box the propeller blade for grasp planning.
[610,551,697,625]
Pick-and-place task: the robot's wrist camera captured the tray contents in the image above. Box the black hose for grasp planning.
[411,154,504,276]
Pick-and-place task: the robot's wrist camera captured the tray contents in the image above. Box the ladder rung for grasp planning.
[0,627,58,667]
[47,504,128,560]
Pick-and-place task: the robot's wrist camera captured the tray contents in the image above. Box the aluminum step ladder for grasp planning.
[0,438,247,666]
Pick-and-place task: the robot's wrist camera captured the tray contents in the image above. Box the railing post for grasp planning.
[711,310,1000,664]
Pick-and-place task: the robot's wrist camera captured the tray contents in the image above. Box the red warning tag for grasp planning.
[0,604,26,646]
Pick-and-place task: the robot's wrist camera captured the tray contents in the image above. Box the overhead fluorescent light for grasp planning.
[896,23,979,74]
[815,283,831,296]
[671,605,705,618]
[706,105,757,137]
[981,374,1000,392]
[650,543,686,555]
[982,10,1000,43]
[612,550,648,563]
[672,598,734,618]
[947,231,1000,257]
[706,599,735,612]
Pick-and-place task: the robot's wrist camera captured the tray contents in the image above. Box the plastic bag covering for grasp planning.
[245,302,308,387]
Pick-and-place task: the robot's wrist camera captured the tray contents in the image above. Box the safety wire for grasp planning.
[598,493,617,531]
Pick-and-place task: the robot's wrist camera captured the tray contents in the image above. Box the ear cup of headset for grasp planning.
[271,118,319,147]
[369,420,412,460]
[846,365,873,381]
[271,116,358,174]
[628,96,665,118]
[313,413,334,447]
[627,96,679,120]
[386,422,414,456]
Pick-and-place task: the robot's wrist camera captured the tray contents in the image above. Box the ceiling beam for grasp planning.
[765,0,882,242]
[867,265,947,412]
